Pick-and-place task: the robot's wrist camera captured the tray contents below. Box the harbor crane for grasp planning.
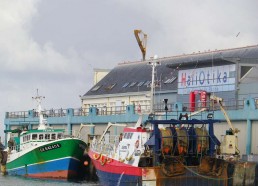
[210,95,240,157]
[134,29,147,61]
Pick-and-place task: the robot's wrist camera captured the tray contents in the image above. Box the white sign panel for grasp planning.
[178,64,236,94]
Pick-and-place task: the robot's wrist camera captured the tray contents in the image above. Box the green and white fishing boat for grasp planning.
[5,93,87,179]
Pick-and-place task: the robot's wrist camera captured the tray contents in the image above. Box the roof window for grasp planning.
[137,81,145,87]
[105,83,116,90]
[129,82,137,87]
[164,76,177,84]
[144,81,151,86]
[91,85,102,92]
[122,82,129,88]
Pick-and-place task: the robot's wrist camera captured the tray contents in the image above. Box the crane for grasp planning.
[134,30,147,61]
[210,95,240,157]
[210,95,240,134]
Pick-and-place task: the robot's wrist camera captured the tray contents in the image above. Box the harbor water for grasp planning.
[0,175,100,186]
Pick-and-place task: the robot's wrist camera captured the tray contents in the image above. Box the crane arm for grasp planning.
[134,29,147,61]
[210,95,239,134]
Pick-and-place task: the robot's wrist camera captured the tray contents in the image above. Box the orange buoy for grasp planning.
[84,161,89,166]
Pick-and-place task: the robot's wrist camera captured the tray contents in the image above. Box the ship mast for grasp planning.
[32,89,46,130]
[149,55,160,114]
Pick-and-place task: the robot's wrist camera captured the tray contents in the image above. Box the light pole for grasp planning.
[149,55,160,115]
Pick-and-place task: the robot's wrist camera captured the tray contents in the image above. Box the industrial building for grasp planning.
[4,45,258,158]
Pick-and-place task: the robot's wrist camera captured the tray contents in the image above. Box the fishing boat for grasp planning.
[4,93,87,180]
[88,61,258,185]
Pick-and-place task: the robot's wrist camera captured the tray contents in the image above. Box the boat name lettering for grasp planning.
[39,143,61,152]
[43,129,54,132]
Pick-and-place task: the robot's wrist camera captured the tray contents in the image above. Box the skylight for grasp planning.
[91,85,101,91]
[122,82,129,88]
[144,81,151,86]
[137,81,145,87]
[129,82,137,87]
[105,83,116,90]
[164,77,177,84]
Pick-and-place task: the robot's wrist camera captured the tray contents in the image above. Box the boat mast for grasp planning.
[32,89,46,130]
[149,55,160,114]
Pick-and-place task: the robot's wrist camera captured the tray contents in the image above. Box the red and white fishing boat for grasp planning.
[87,60,247,186]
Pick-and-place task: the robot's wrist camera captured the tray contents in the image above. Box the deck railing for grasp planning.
[5,99,248,119]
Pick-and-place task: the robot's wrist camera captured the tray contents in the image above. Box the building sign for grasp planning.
[178,64,236,94]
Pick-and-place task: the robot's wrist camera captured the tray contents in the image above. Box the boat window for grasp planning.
[32,134,37,140]
[57,133,63,139]
[51,134,56,140]
[129,133,133,139]
[45,134,50,140]
[28,135,31,141]
[39,134,44,140]
[124,133,128,139]
[23,136,26,142]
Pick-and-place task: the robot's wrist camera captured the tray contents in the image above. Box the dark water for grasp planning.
[0,175,101,186]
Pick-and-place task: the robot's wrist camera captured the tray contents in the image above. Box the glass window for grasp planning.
[51,134,56,140]
[45,134,50,140]
[122,82,129,88]
[32,134,37,140]
[137,81,145,86]
[129,82,137,87]
[124,133,128,139]
[144,81,151,86]
[39,134,44,140]
[57,133,63,139]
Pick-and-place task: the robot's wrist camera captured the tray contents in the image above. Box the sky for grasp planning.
[0,0,258,139]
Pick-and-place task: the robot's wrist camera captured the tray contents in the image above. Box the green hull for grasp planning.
[7,138,87,179]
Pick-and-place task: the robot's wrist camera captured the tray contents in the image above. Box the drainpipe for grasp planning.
[246,119,252,155]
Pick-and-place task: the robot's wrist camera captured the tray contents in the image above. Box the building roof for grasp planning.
[83,45,258,97]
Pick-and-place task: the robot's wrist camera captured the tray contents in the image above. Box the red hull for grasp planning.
[88,150,142,176]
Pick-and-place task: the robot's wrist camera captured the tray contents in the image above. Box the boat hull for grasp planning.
[7,139,87,180]
[88,150,228,186]
[88,150,141,185]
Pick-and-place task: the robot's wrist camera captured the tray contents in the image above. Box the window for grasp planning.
[32,134,37,140]
[91,85,101,92]
[51,134,56,140]
[45,134,50,140]
[129,82,137,87]
[57,133,63,139]
[39,134,44,140]
[105,83,116,90]
[144,81,151,86]
[137,81,145,87]
[122,82,129,88]
[240,66,252,79]
[164,76,177,84]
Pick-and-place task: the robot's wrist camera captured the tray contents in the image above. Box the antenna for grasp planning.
[32,89,47,130]
[148,55,160,114]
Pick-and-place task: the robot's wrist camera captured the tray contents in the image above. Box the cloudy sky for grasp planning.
[0,0,258,138]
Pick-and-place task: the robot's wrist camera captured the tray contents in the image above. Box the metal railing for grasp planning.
[5,99,249,119]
